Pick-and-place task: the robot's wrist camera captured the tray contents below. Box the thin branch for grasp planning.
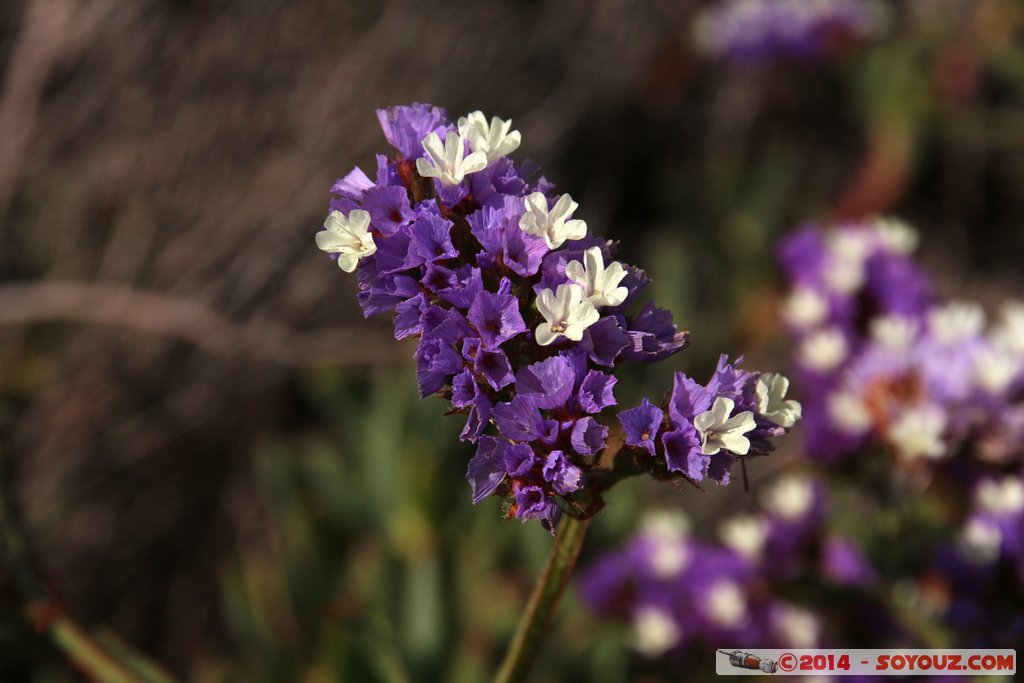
[0,280,400,366]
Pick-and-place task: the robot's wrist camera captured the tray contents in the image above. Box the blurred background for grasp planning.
[0,0,1022,681]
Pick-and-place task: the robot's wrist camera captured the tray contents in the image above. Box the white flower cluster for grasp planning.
[416,110,522,185]
[317,110,635,349]
[318,110,524,270]
[690,373,801,459]
[535,245,629,346]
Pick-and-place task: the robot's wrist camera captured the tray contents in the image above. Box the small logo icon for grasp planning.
[719,650,778,674]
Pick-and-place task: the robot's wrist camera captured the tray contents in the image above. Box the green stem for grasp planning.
[493,515,590,683]
[50,618,154,683]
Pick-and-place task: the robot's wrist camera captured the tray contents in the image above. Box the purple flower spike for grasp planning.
[318,104,801,531]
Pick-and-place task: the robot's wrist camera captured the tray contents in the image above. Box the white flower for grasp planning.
[976,477,1024,517]
[823,261,865,294]
[798,327,848,372]
[959,518,1002,565]
[829,226,873,261]
[415,130,488,186]
[782,286,828,329]
[704,580,748,628]
[973,344,1021,394]
[870,315,918,351]
[456,111,521,164]
[872,217,919,255]
[772,605,820,649]
[315,209,376,273]
[640,510,690,538]
[993,300,1024,354]
[828,390,873,435]
[693,396,756,456]
[719,515,768,561]
[886,404,948,460]
[928,301,985,345]
[534,283,599,346]
[823,230,871,293]
[649,539,690,579]
[641,511,691,578]
[755,372,802,428]
[762,475,814,521]
[564,246,629,308]
[632,607,681,657]
[519,191,587,249]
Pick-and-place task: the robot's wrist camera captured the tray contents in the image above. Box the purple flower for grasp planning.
[451,369,480,409]
[619,399,664,455]
[705,451,736,485]
[421,263,458,294]
[578,316,631,367]
[376,104,449,159]
[373,231,413,276]
[476,347,515,390]
[467,282,527,350]
[543,450,585,495]
[468,196,548,276]
[493,396,544,441]
[503,442,539,477]
[466,437,507,504]
[362,185,414,236]
[669,373,713,424]
[622,302,689,362]
[571,417,608,455]
[866,251,933,316]
[451,366,494,442]
[415,336,463,397]
[331,166,374,200]
[695,0,886,66]
[706,355,751,401]
[823,536,877,587]
[578,370,617,414]
[514,484,550,519]
[515,356,576,410]
[662,425,705,479]
[407,210,458,266]
[502,222,548,277]
[460,393,493,443]
[438,266,485,310]
[394,294,427,340]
